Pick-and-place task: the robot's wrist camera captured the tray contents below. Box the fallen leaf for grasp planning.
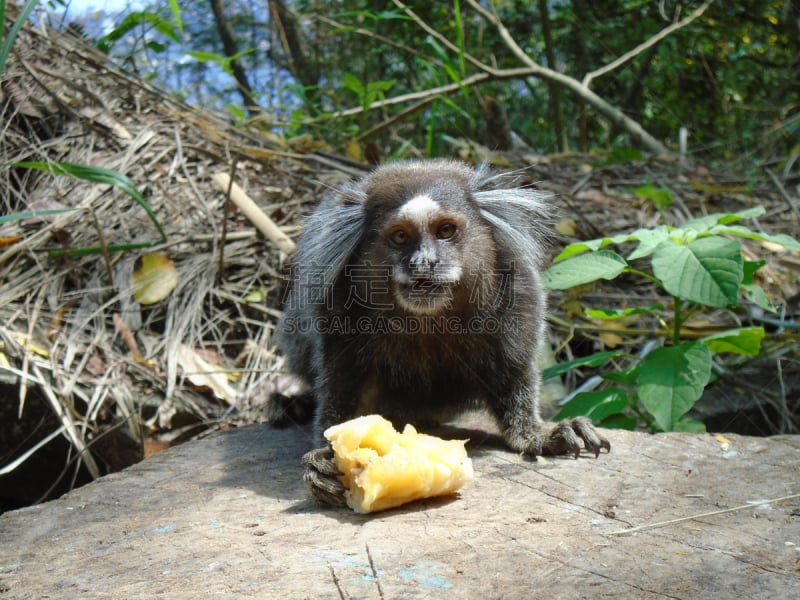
[133,253,179,305]
[176,344,237,404]
[555,218,577,236]
[0,235,21,248]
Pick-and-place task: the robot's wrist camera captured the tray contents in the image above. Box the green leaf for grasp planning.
[634,184,674,209]
[626,226,671,260]
[555,388,629,421]
[681,207,764,234]
[598,147,643,166]
[599,413,638,430]
[740,260,777,311]
[8,161,167,256]
[0,208,74,225]
[187,49,253,74]
[742,283,776,312]
[541,350,621,380]
[554,227,670,263]
[168,0,184,33]
[652,237,743,307]
[716,206,765,223]
[543,250,629,290]
[97,11,179,53]
[602,364,639,386]
[674,417,706,433]
[701,327,764,356]
[342,72,365,98]
[553,232,631,261]
[584,304,664,319]
[742,260,766,283]
[1,0,41,74]
[710,225,800,252]
[638,343,712,431]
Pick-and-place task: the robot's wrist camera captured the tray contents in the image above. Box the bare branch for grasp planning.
[330,0,690,155]
[582,0,715,88]
[315,15,428,64]
[328,68,535,120]
[391,0,492,75]
[465,0,671,155]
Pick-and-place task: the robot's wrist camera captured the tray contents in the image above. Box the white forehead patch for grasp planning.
[398,194,440,225]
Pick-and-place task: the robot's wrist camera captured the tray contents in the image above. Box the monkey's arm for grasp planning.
[489,373,611,458]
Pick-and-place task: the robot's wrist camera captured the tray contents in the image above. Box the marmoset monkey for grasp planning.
[270,159,609,504]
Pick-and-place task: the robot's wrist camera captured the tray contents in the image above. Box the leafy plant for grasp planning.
[96,9,182,54]
[341,72,396,112]
[543,204,800,432]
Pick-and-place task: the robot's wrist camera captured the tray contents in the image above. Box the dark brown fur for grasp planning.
[271,160,609,475]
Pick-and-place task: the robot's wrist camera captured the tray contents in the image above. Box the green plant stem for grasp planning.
[626,267,662,286]
[672,296,683,345]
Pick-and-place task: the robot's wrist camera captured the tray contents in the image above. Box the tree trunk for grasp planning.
[269,0,319,89]
[538,0,567,152]
[208,0,261,117]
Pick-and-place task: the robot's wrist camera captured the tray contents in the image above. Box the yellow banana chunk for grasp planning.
[324,415,474,513]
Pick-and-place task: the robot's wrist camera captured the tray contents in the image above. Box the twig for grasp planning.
[463,0,671,155]
[356,96,438,142]
[582,0,715,89]
[605,492,800,536]
[218,157,237,282]
[113,313,141,355]
[210,173,296,254]
[89,205,115,288]
[391,0,489,74]
[765,168,800,220]
[0,425,66,475]
[32,362,101,478]
[316,14,428,64]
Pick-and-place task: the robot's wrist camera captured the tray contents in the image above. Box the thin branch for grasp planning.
[330,0,680,155]
[391,0,491,75]
[582,0,715,88]
[316,14,428,64]
[465,0,671,155]
[355,96,438,142]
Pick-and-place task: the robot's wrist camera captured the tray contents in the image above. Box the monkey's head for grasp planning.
[354,161,497,316]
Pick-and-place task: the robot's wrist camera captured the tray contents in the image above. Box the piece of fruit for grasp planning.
[324,414,474,514]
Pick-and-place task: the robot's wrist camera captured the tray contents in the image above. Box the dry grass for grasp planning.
[0,20,356,492]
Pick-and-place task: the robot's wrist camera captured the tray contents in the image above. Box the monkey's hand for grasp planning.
[539,417,610,458]
[506,417,610,459]
[301,446,347,507]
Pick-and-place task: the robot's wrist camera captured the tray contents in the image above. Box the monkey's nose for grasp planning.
[410,248,439,275]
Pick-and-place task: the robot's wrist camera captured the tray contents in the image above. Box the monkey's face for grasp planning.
[362,184,494,316]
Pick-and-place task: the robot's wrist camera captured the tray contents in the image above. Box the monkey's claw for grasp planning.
[543,417,611,458]
[302,446,347,507]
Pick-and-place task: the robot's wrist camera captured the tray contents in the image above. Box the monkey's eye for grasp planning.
[437,222,458,240]
[389,228,411,247]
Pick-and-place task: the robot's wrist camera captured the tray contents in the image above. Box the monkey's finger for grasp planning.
[542,421,583,458]
[569,417,611,457]
[301,446,341,477]
[307,478,348,507]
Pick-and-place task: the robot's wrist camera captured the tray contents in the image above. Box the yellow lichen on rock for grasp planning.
[324,415,474,513]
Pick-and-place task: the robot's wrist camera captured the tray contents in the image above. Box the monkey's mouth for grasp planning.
[394,278,453,314]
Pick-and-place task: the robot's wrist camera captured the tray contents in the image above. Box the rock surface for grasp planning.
[1,421,799,598]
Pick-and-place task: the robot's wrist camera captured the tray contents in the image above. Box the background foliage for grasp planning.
[59,0,798,165]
